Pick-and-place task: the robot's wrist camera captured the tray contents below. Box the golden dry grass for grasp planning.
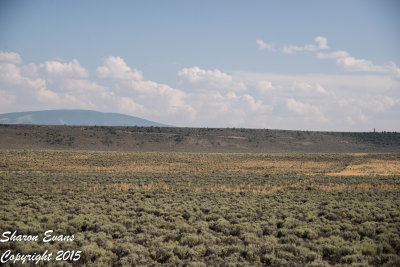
[327,159,400,176]
[4,150,398,175]
[1,150,399,193]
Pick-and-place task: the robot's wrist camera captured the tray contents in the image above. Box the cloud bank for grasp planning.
[0,49,399,131]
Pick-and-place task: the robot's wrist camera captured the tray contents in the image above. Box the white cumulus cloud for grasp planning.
[97,56,143,80]
[0,51,23,64]
[283,36,328,54]
[0,90,16,108]
[317,50,400,78]
[256,40,275,51]
[336,57,387,72]
[255,80,274,94]
[118,97,146,114]
[178,66,246,91]
[286,98,327,122]
[316,50,350,59]
[178,66,232,84]
[286,98,320,115]
[39,59,88,78]
[36,88,61,104]
[0,62,46,90]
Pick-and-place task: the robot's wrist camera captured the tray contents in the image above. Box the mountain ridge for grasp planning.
[0,124,399,153]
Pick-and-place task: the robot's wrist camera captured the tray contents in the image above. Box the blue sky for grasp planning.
[0,0,399,130]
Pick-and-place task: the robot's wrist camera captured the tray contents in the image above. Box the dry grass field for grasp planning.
[1,150,400,266]
[2,150,400,175]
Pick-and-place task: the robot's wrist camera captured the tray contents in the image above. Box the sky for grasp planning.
[0,0,399,131]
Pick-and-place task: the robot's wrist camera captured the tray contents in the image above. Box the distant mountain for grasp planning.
[0,110,169,127]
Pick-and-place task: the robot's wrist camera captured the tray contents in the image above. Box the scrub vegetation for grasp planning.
[1,150,399,266]
[1,124,400,153]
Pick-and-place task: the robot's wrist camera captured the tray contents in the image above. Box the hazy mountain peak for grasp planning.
[0,110,169,127]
